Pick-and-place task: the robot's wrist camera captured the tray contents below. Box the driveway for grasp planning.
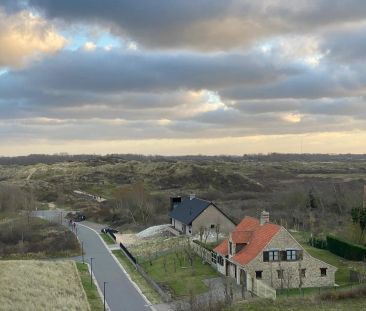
[33,210,153,311]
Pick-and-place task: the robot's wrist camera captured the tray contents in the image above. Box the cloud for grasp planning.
[16,0,366,50]
[0,8,65,67]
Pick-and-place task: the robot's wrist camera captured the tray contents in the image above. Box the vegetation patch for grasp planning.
[76,262,104,311]
[0,216,80,259]
[112,250,162,304]
[0,260,90,311]
[141,251,218,297]
[100,232,115,245]
[227,295,366,311]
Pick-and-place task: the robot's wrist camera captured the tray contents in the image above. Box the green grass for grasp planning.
[112,250,162,304]
[141,251,218,297]
[291,230,365,286]
[227,296,366,311]
[100,233,116,245]
[76,262,104,311]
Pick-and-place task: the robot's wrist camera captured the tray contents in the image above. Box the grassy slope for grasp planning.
[100,232,116,245]
[112,250,161,304]
[141,251,218,297]
[76,262,104,311]
[0,260,90,311]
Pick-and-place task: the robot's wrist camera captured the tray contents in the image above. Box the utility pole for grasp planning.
[90,257,94,286]
[81,241,84,264]
[103,281,108,311]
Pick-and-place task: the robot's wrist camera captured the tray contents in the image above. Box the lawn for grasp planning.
[128,235,186,263]
[100,232,116,245]
[76,262,104,311]
[112,250,162,304]
[0,260,90,311]
[141,251,219,297]
[227,296,366,311]
[290,230,365,286]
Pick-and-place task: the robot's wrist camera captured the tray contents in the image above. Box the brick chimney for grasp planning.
[260,211,270,225]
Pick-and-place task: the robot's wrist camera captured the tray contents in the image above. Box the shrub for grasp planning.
[320,285,366,301]
[326,235,366,261]
[309,236,327,249]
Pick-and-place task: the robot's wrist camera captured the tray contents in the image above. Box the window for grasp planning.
[320,268,327,277]
[269,250,279,261]
[277,269,284,279]
[255,271,263,279]
[217,256,224,266]
[210,224,215,229]
[286,250,297,261]
[263,250,279,262]
[211,252,217,264]
[300,268,306,278]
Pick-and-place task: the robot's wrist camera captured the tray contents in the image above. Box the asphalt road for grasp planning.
[33,210,152,311]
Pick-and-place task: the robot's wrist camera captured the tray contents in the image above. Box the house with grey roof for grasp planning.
[169,195,236,235]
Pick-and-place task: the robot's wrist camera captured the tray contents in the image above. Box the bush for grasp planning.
[309,236,327,249]
[326,235,366,261]
[320,285,366,301]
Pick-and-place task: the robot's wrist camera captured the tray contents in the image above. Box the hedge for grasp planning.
[309,236,327,250]
[326,235,366,261]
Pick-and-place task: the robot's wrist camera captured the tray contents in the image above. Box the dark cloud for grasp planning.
[8,0,365,50]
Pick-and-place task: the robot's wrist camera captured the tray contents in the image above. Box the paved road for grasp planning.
[33,210,152,311]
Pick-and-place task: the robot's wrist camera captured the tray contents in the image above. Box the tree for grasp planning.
[351,206,366,243]
[215,224,221,243]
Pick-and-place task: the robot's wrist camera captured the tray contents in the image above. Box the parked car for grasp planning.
[67,212,86,222]
[101,227,118,234]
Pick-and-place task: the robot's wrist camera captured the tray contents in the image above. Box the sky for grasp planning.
[1,0,366,156]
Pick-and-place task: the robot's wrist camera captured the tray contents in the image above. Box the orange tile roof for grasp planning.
[231,231,253,243]
[232,222,281,265]
[214,239,228,256]
[213,216,281,265]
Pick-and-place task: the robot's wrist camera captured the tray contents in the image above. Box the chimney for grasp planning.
[189,194,196,200]
[260,211,270,225]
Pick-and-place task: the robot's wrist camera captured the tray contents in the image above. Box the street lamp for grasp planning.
[103,281,108,311]
[90,257,94,286]
[81,241,84,264]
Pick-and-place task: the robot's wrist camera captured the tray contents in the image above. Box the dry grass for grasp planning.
[0,260,90,311]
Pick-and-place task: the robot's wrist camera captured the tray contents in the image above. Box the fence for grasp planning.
[117,242,171,302]
[108,231,116,241]
[252,277,276,300]
[119,242,137,265]
[350,270,366,283]
[191,240,217,268]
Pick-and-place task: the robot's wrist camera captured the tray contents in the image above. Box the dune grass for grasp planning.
[0,260,90,311]
[76,262,104,311]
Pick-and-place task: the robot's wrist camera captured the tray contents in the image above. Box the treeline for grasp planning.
[2,153,366,166]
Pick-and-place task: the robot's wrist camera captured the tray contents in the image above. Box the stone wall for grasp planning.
[241,228,337,289]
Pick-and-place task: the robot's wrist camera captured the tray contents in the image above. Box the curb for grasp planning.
[76,222,156,311]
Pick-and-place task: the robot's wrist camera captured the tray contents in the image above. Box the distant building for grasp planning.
[214,211,337,290]
[169,195,235,235]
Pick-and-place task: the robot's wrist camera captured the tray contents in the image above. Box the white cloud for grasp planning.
[0,8,66,67]
[83,41,97,51]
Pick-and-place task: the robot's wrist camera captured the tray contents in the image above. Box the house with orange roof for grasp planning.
[214,211,337,291]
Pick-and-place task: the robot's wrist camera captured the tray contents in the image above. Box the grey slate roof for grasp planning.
[169,197,211,225]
